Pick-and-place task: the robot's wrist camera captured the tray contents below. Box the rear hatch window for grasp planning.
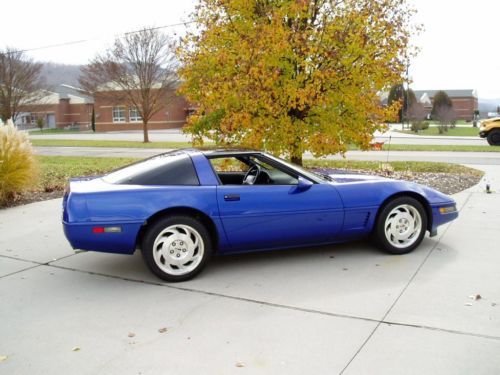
[102,152,199,186]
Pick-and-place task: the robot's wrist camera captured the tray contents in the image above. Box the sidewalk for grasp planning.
[28,128,489,146]
[0,166,499,374]
[34,146,500,165]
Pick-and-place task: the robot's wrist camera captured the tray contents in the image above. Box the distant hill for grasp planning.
[40,62,82,89]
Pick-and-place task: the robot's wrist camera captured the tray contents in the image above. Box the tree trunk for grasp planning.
[290,130,303,166]
[143,121,149,143]
[291,155,303,166]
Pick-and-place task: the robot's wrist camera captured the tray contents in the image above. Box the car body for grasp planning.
[479,117,500,145]
[62,149,458,281]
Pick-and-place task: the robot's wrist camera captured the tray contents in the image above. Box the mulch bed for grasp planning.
[1,190,64,209]
[1,170,482,209]
[318,169,482,195]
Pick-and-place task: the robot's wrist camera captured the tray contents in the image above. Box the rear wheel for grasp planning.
[142,215,212,282]
[374,197,427,254]
[487,129,500,146]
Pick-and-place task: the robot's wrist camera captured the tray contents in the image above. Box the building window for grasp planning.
[129,107,142,122]
[112,107,126,123]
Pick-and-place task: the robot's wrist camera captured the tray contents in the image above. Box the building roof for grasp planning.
[27,84,93,105]
[56,84,93,103]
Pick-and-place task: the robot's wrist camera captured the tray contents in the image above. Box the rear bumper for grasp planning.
[63,221,143,254]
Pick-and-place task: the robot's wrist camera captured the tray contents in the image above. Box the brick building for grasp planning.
[93,89,190,132]
[413,89,478,121]
[16,84,93,129]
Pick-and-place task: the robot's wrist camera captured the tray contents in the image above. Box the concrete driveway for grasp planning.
[1,166,499,374]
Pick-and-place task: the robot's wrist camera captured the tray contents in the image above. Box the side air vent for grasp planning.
[363,212,371,227]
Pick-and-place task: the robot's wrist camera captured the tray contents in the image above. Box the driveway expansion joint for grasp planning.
[44,245,500,344]
[339,192,474,374]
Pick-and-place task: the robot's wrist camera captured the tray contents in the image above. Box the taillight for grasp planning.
[92,226,122,234]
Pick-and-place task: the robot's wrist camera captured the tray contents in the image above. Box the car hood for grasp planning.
[327,172,455,207]
[328,173,388,183]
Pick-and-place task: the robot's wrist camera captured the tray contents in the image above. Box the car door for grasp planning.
[216,182,344,252]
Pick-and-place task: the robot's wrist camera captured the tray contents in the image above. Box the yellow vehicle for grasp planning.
[479,117,500,145]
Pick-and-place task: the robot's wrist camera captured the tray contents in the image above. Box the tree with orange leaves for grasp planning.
[179,0,417,165]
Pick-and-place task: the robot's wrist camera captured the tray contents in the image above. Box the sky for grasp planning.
[1,0,499,98]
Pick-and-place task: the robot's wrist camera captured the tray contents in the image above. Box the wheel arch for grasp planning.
[374,192,432,233]
[487,128,500,145]
[135,206,219,251]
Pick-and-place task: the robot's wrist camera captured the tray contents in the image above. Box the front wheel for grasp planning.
[374,197,427,254]
[487,129,500,146]
[142,215,212,282]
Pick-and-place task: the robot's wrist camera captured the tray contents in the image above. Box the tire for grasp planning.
[487,129,500,146]
[142,215,212,282]
[373,196,427,255]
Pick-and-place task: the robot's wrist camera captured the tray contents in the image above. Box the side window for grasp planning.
[210,157,249,173]
[208,155,299,186]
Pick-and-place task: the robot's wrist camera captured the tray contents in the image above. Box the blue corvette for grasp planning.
[63,148,458,282]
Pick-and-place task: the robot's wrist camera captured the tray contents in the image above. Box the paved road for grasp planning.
[35,146,500,165]
[28,128,490,146]
[1,165,499,374]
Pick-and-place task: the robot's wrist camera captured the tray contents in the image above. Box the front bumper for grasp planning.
[430,203,459,236]
[479,130,487,138]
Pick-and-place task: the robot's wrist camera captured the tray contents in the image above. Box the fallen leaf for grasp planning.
[235,362,245,368]
[469,294,482,301]
[464,303,473,306]
[492,303,497,307]
[72,347,80,352]
[342,268,348,271]
[158,327,168,333]
[0,355,8,362]
[128,332,136,338]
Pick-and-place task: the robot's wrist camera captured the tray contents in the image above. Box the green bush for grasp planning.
[0,119,39,205]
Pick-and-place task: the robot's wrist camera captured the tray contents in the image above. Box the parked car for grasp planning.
[479,117,500,145]
[62,149,458,282]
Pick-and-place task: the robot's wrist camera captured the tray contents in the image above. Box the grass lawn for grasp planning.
[380,144,500,152]
[395,127,480,137]
[28,128,93,134]
[36,155,482,193]
[30,139,500,152]
[31,139,196,149]
[304,159,483,176]
[38,156,139,191]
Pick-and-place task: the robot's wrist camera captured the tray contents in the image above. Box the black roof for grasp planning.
[184,147,260,156]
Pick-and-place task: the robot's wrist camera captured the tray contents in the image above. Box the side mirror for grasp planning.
[291,176,313,193]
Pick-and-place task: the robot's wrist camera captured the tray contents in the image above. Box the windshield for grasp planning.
[263,153,331,183]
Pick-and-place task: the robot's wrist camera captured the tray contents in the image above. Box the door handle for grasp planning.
[224,194,240,201]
